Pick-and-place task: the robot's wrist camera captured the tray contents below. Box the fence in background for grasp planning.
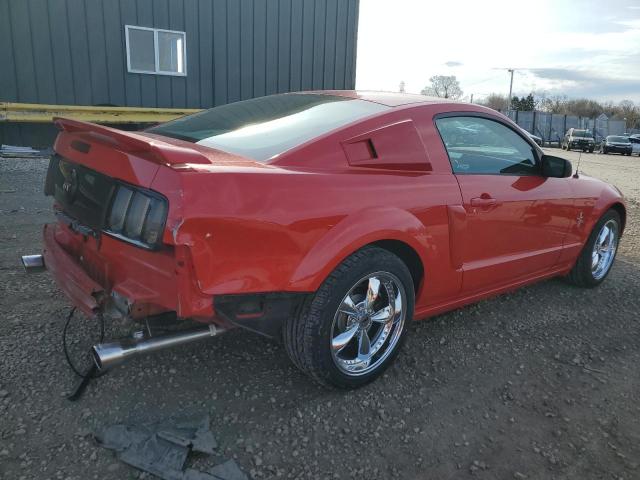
[499,110,627,145]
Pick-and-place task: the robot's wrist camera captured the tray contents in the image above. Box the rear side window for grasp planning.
[608,136,630,143]
[435,116,539,175]
[571,130,592,138]
[148,94,389,161]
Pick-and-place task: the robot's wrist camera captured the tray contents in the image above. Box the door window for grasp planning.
[435,116,539,175]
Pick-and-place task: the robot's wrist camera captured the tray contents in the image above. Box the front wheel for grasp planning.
[284,246,414,388]
[566,209,621,287]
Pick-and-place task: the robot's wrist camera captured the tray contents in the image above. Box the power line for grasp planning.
[463,73,504,89]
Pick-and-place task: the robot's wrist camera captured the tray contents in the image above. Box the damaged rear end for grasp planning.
[37,118,232,370]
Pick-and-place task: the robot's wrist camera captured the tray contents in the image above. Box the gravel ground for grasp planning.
[1,149,639,480]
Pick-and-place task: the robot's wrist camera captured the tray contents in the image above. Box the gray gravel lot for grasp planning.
[1,149,639,479]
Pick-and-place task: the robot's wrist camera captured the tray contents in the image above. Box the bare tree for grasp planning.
[421,75,463,99]
[617,100,640,130]
[481,93,509,111]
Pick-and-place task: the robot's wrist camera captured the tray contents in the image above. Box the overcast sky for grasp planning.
[355,0,640,103]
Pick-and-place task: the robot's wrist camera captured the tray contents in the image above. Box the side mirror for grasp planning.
[541,155,572,178]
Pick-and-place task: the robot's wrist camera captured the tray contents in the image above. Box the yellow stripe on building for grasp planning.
[0,102,202,124]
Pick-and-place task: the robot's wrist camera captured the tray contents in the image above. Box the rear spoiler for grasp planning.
[54,117,209,165]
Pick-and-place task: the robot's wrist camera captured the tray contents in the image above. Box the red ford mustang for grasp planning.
[28,91,625,388]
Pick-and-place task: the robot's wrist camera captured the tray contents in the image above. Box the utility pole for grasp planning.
[507,69,514,111]
[470,93,474,104]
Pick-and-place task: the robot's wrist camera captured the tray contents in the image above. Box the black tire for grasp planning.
[589,148,594,153]
[565,209,621,288]
[283,246,415,389]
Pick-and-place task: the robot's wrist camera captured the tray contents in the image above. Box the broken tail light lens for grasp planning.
[105,185,168,249]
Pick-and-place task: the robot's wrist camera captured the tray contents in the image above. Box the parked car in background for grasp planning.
[28,92,626,388]
[629,135,640,156]
[527,132,543,147]
[562,128,595,152]
[600,135,633,155]
[516,126,543,147]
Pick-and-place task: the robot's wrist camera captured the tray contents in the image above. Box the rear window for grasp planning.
[148,94,389,161]
[571,130,593,138]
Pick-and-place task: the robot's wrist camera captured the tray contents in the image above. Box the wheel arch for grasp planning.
[369,239,424,295]
[609,201,626,233]
[287,207,430,294]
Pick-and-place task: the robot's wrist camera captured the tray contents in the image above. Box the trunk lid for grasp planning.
[48,118,263,247]
[54,117,212,166]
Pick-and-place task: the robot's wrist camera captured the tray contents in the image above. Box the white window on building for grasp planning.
[125,25,186,76]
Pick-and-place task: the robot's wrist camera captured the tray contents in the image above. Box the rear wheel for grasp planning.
[283,246,414,388]
[566,209,621,287]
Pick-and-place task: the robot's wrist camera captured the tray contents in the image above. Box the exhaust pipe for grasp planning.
[92,324,226,371]
[21,254,45,273]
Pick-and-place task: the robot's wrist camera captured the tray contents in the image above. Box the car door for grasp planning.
[435,115,574,294]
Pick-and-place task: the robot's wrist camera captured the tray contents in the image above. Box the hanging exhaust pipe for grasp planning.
[21,254,45,273]
[92,324,226,371]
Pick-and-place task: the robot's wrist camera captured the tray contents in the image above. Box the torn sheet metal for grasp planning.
[95,415,246,480]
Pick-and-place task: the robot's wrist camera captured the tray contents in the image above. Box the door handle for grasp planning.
[470,196,497,207]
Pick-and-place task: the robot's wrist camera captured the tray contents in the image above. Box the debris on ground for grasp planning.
[95,415,246,480]
[3,152,640,479]
[0,144,52,159]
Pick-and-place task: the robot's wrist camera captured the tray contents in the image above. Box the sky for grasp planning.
[355,0,640,103]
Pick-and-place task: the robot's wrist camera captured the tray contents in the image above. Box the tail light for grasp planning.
[105,185,168,249]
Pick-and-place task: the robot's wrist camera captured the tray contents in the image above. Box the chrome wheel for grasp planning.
[330,272,407,377]
[591,219,618,280]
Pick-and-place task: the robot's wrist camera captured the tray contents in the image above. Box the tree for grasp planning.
[617,100,640,130]
[511,93,535,111]
[480,93,509,111]
[565,99,602,118]
[421,75,463,99]
[398,80,406,93]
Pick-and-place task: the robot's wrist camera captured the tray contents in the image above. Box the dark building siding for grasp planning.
[0,0,359,108]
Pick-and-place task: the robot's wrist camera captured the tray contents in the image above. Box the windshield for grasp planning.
[608,136,630,143]
[148,94,389,161]
[572,130,593,138]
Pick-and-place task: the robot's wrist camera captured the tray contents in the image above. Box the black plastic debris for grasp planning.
[95,415,246,480]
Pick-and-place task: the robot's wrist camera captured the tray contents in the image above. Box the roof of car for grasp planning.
[297,90,460,107]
